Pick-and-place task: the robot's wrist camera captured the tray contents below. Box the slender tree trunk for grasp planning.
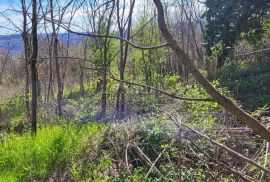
[79,64,85,97]
[100,1,116,118]
[80,43,87,97]
[101,68,107,116]
[217,48,230,69]
[0,43,10,84]
[36,69,41,97]
[30,0,38,135]
[153,0,270,142]
[61,32,70,94]
[47,44,54,102]
[50,0,62,116]
[25,62,30,116]
[55,39,63,116]
[115,0,135,119]
[21,0,30,116]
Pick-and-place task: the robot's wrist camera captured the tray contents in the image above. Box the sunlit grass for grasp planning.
[0,123,105,181]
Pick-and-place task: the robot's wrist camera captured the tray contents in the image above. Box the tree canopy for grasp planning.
[203,0,270,68]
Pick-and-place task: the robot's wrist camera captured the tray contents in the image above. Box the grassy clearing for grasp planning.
[0,123,105,181]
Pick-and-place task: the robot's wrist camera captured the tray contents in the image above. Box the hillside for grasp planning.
[0,33,83,54]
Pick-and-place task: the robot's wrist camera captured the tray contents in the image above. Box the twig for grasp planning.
[165,151,177,179]
[57,22,169,50]
[161,110,270,176]
[241,143,265,172]
[125,141,131,175]
[180,121,270,175]
[260,142,269,181]
[187,142,216,180]
[189,140,255,182]
[179,122,270,175]
[132,143,166,180]
[125,129,132,175]
[145,149,166,179]
[236,47,270,57]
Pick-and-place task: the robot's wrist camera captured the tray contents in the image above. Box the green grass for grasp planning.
[0,123,105,182]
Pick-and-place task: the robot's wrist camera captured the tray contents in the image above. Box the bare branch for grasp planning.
[109,72,214,102]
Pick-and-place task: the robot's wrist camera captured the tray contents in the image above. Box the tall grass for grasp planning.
[0,123,104,181]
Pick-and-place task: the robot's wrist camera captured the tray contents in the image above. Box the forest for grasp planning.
[0,0,270,181]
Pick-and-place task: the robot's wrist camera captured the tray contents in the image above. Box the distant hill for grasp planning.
[0,34,23,54]
[0,33,84,54]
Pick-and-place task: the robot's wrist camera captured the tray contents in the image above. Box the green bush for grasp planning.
[218,58,270,110]
[0,96,26,132]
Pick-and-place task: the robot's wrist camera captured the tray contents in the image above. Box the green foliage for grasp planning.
[204,0,269,48]
[71,150,113,181]
[174,81,221,131]
[203,0,270,67]
[159,165,207,182]
[163,75,181,88]
[218,58,270,110]
[0,123,104,181]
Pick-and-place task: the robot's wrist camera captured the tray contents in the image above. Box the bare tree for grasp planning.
[115,0,135,119]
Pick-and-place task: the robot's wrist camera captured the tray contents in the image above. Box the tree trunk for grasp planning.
[55,38,63,116]
[115,0,135,119]
[100,1,116,118]
[25,62,30,117]
[79,64,85,97]
[47,54,54,101]
[153,0,270,142]
[50,0,62,116]
[0,42,10,84]
[217,48,230,69]
[30,0,38,135]
[21,0,30,117]
[80,43,87,97]
[101,69,107,117]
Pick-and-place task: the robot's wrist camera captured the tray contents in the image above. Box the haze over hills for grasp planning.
[0,33,84,54]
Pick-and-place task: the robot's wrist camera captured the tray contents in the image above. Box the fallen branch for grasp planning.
[260,142,269,181]
[241,143,265,172]
[174,121,270,175]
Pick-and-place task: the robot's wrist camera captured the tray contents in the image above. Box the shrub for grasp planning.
[0,96,26,132]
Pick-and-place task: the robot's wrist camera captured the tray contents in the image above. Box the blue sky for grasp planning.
[0,0,205,35]
[0,0,151,35]
[0,0,23,34]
